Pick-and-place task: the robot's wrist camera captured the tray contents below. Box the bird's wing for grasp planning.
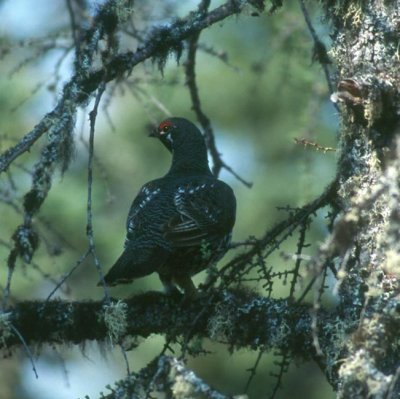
[102,182,168,286]
[125,182,162,242]
[164,181,235,247]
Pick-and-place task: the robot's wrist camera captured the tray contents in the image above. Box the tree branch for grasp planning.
[3,290,334,360]
[101,355,247,399]
[0,0,257,174]
[213,177,339,287]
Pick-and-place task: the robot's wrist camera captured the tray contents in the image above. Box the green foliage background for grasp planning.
[0,1,337,398]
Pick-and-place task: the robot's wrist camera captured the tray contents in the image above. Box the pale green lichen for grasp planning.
[101,300,128,346]
[166,356,248,399]
[338,350,392,399]
[364,94,383,128]
[207,300,235,341]
[344,2,363,27]
[171,374,196,399]
[0,312,12,348]
[113,0,134,24]
[384,250,400,277]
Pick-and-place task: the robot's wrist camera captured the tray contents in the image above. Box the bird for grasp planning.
[102,117,236,296]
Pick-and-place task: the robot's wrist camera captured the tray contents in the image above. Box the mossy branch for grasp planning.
[100,355,249,399]
[2,290,338,371]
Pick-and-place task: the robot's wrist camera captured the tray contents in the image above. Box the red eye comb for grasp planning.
[159,120,173,130]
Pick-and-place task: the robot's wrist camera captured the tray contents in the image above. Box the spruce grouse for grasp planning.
[102,117,236,295]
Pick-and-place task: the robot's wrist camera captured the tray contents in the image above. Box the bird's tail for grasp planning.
[98,246,167,286]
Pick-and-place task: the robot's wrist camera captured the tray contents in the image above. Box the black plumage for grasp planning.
[102,117,236,295]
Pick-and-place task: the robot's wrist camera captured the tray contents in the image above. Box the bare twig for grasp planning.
[184,2,222,176]
[9,324,38,379]
[221,162,253,188]
[87,82,109,301]
[244,350,264,393]
[45,249,91,301]
[65,0,80,64]
[120,345,131,376]
[298,0,337,103]
[197,43,237,70]
[288,220,309,302]
[215,178,338,287]
[1,263,14,310]
[311,263,329,356]
[295,275,317,304]
[86,83,131,376]
[269,351,290,399]
[294,137,336,153]
[184,1,252,187]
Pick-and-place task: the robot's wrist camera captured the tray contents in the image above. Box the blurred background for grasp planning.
[0,0,338,398]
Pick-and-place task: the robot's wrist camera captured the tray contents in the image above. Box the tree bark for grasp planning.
[319,1,400,397]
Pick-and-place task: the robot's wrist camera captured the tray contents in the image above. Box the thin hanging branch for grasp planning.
[298,0,337,104]
[288,219,309,302]
[45,249,91,301]
[86,82,110,300]
[269,350,291,399]
[9,324,39,379]
[184,4,253,187]
[244,350,264,393]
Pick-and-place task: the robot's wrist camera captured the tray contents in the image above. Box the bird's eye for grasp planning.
[159,120,174,134]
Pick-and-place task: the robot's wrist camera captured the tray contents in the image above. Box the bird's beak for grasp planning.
[147,125,173,152]
[148,127,159,138]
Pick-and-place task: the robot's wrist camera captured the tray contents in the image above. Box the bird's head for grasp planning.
[150,117,205,153]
